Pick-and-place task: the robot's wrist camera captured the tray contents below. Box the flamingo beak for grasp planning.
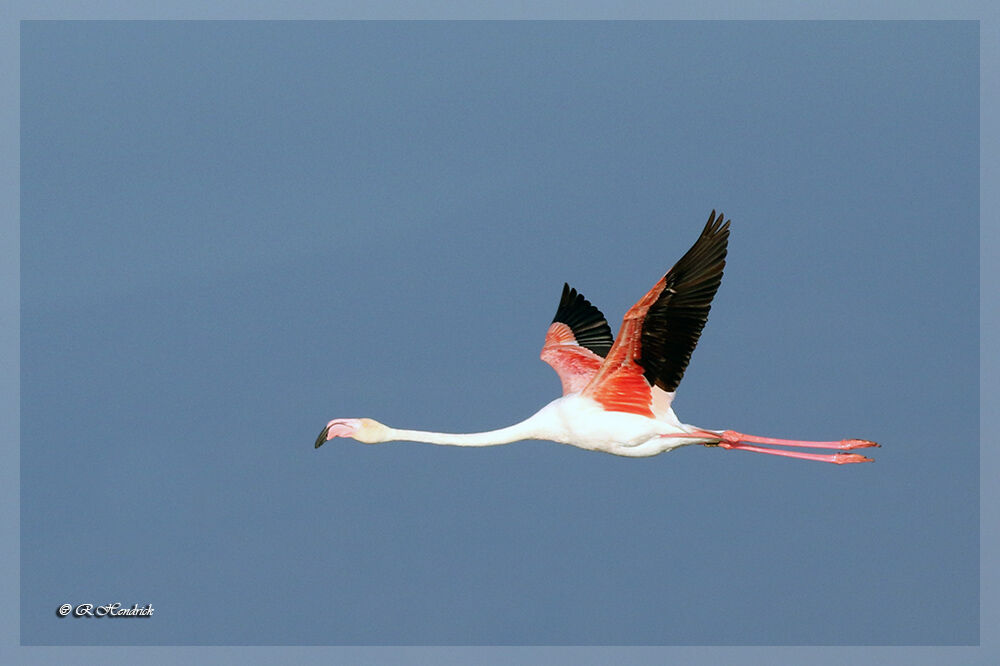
[314,425,332,449]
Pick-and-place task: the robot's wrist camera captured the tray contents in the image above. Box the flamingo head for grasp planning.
[314,418,388,448]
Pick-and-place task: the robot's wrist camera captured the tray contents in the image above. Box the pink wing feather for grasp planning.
[540,284,614,395]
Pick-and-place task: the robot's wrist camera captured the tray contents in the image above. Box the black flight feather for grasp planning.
[638,210,730,393]
[552,283,614,358]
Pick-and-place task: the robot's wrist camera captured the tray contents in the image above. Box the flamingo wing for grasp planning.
[540,283,615,394]
[584,211,731,418]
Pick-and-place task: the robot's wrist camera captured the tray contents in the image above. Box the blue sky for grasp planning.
[20,21,977,645]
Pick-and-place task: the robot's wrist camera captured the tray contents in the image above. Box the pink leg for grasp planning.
[720,430,879,450]
[673,429,878,464]
[719,442,874,464]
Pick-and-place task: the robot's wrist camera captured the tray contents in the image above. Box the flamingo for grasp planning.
[315,211,878,463]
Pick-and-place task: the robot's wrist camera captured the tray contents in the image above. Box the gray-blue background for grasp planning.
[20,21,977,645]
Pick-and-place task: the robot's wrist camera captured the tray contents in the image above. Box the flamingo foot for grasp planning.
[841,438,880,450]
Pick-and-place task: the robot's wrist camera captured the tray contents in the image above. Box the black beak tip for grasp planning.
[314,425,331,449]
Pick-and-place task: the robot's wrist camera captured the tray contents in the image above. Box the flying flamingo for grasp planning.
[315,211,878,463]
